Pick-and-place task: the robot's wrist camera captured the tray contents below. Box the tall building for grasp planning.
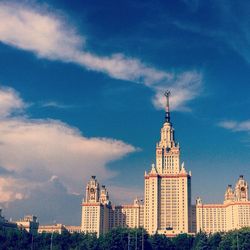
[81,92,193,236]
[81,176,143,235]
[80,93,250,236]
[144,91,192,235]
[196,175,250,233]
[81,176,112,236]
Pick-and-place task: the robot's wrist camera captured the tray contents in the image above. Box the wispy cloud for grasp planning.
[0,166,15,176]
[1,175,82,224]
[0,86,25,117]
[0,85,137,204]
[0,1,202,111]
[152,71,202,111]
[173,1,250,64]
[109,185,143,205]
[0,1,83,61]
[40,101,74,109]
[218,120,250,132]
[0,177,29,203]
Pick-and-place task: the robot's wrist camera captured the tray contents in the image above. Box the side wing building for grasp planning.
[196,175,250,233]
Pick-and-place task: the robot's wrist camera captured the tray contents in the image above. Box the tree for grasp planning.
[219,231,235,250]
[192,232,209,250]
[236,228,250,250]
[173,233,193,250]
[208,232,222,250]
[150,233,174,250]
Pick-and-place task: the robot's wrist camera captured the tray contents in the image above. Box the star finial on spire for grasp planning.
[164,90,171,122]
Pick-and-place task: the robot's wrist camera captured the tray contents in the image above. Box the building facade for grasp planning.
[196,175,250,233]
[64,225,81,234]
[81,176,144,235]
[81,176,112,236]
[80,93,250,236]
[38,224,81,234]
[81,92,193,236]
[144,91,191,235]
[113,198,144,229]
[38,223,67,234]
[16,215,39,234]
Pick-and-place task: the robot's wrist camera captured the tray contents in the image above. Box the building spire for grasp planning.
[164,90,171,123]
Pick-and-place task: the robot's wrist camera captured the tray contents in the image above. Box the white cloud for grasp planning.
[0,1,202,111]
[0,177,28,203]
[0,2,83,60]
[0,86,137,204]
[0,86,25,117]
[0,119,136,190]
[152,71,202,111]
[218,120,250,132]
[0,1,168,84]
[0,175,82,224]
[74,52,171,86]
[108,185,143,205]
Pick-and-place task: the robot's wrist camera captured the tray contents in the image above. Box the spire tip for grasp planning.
[164,90,171,122]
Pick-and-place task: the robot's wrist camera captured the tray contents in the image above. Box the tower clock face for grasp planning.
[90,188,95,193]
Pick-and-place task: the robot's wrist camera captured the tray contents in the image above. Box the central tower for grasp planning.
[144,91,192,235]
[156,91,180,174]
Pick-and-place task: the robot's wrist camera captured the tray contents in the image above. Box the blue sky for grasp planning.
[0,0,250,225]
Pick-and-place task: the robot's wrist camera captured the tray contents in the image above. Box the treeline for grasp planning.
[1,226,250,250]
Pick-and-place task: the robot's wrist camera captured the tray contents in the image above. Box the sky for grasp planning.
[0,0,250,225]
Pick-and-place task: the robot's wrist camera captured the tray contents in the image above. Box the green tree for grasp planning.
[233,228,250,250]
[208,232,222,250]
[173,233,193,250]
[218,231,234,250]
[150,233,174,250]
[192,232,209,250]
[99,227,131,250]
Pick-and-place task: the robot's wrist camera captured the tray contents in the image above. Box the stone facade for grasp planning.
[38,223,67,234]
[81,92,192,236]
[81,176,112,236]
[16,215,39,234]
[196,175,250,233]
[144,103,191,235]
[80,93,250,236]
[113,198,144,229]
[81,175,145,236]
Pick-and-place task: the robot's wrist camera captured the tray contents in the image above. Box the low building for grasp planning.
[113,198,144,229]
[196,175,250,233]
[64,225,81,233]
[38,223,67,234]
[0,209,17,230]
[16,215,39,234]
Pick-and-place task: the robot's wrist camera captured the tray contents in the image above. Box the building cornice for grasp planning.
[81,203,102,207]
[145,173,190,179]
[197,201,250,209]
